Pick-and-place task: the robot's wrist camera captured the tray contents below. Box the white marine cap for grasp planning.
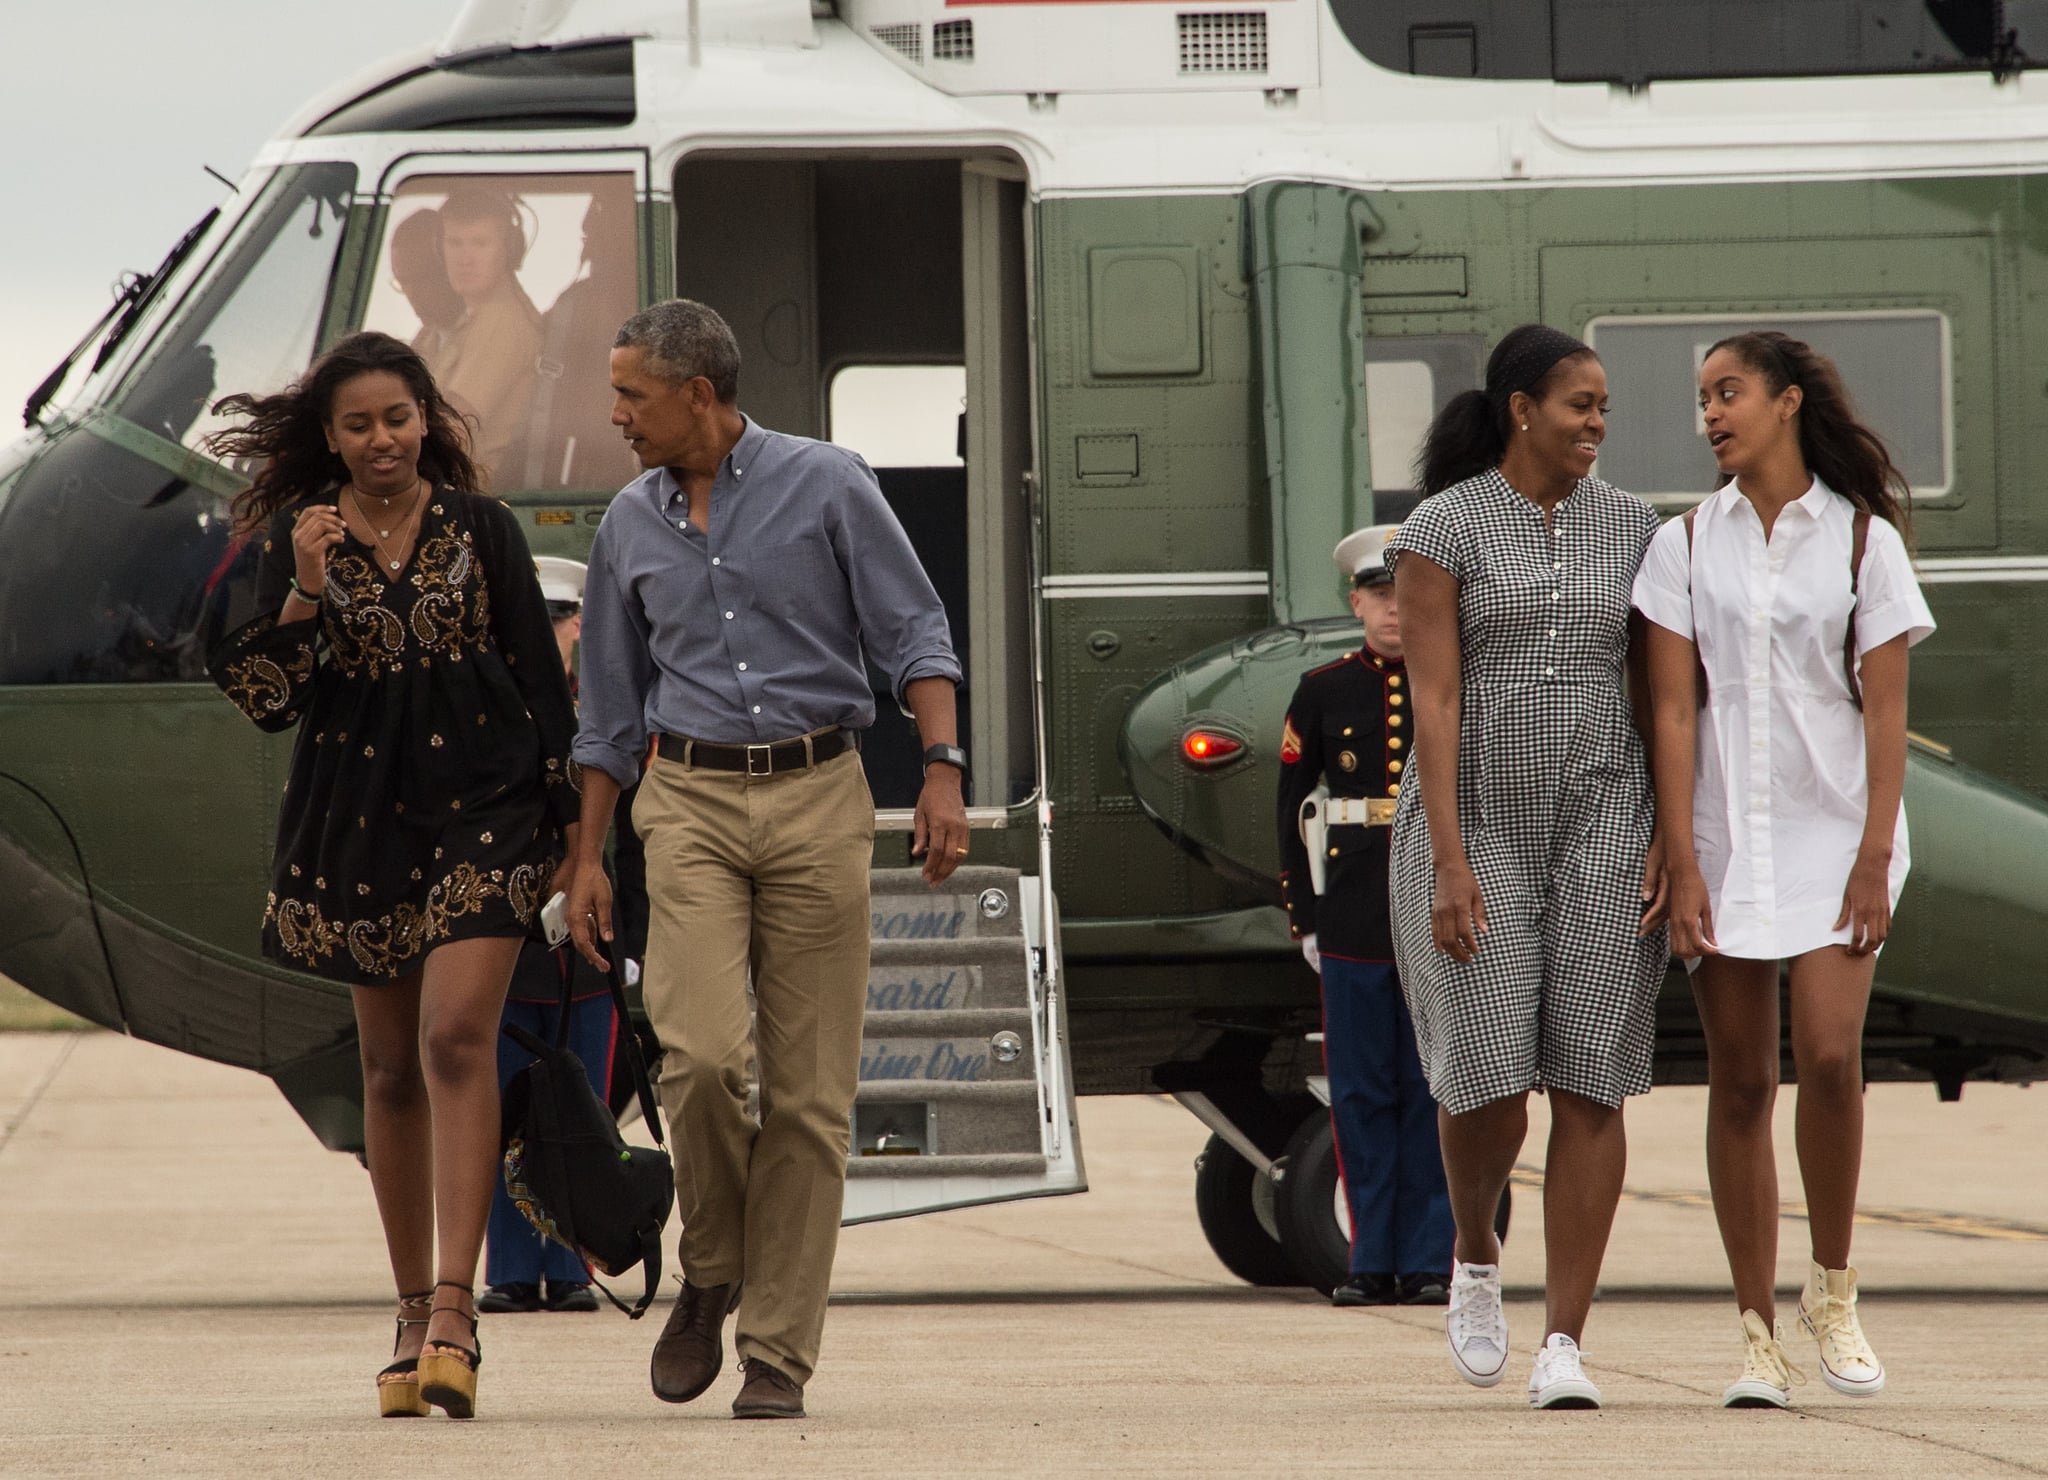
[534,555,586,607]
[1333,524,1400,588]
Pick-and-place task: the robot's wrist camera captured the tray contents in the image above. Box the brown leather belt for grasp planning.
[654,727,857,776]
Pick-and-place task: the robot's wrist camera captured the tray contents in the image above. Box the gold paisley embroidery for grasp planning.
[323,553,406,679]
[269,859,541,978]
[507,859,551,926]
[408,535,484,657]
[221,641,315,720]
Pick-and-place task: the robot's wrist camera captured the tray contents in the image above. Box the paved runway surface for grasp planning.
[3,1031,2047,1477]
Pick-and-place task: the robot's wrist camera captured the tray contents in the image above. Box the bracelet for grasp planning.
[288,576,325,605]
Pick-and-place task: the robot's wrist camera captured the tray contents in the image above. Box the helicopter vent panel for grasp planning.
[870,22,923,64]
[933,18,974,62]
[1177,11,1268,74]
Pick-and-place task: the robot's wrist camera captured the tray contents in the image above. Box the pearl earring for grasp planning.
[1520,423,1529,431]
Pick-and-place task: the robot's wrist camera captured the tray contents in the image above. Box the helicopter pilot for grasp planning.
[1277,524,1455,1307]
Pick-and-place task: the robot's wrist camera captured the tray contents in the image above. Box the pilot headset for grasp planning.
[441,185,532,272]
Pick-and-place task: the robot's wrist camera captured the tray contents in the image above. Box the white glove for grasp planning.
[1300,934,1321,973]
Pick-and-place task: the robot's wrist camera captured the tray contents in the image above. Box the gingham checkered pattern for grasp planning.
[1384,471,1670,1115]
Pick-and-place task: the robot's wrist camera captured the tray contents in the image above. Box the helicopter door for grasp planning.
[354,150,650,497]
[672,153,1082,1220]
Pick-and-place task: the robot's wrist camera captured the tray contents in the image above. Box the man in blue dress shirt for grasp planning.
[563,299,967,1420]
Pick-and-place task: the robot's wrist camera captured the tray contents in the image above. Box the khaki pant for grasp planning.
[635,746,874,1383]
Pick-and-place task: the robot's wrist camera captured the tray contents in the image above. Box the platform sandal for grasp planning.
[417,1281,483,1419]
[376,1290,434,1418]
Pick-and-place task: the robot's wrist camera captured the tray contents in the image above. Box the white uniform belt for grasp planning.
[1325,797,1397,827]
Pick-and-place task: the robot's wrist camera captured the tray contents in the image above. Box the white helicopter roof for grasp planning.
[253,0,2048,200]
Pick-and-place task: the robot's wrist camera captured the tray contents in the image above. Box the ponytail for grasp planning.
[1707,331,1914,550]
[1415,323,1596,496]
[1417,389,1507,495]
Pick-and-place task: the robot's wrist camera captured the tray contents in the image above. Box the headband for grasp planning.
[1486,327,1591,407]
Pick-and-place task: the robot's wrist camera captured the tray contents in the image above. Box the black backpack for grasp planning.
[499,953,672,1318]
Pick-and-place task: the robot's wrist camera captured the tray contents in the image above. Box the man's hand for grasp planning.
[565,856,615,972]
[911,764,969,886]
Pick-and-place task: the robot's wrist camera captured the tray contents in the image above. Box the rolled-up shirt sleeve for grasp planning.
[830,451,962,710]
[572,519,658,789]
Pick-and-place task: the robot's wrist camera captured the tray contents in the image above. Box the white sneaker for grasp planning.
[1722,1308,1804,1409]
[1798,1262,1886,1397]
[1445,1260,1509,1387]
[1527,1332,1602,1409]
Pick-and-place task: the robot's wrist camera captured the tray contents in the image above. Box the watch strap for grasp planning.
[922,743,968,776]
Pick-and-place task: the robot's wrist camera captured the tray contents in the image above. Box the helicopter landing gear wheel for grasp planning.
[1271,1110,1517,1297]
[1193,1133,1301,1287]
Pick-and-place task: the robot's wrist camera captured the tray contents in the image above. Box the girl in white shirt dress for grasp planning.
[1633,331,1935,1410]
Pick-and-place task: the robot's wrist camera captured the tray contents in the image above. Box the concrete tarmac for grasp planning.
[3,1032,2047,1477]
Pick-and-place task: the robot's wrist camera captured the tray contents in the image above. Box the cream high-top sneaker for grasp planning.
[1722,1308,1804,1409]
[1797,1261,1886,1396]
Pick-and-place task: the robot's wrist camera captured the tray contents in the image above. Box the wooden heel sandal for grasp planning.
[417,1281,483,1419]
[376,1290,434,1418]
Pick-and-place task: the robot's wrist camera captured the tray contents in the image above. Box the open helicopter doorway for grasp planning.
[673,151,1078,1222]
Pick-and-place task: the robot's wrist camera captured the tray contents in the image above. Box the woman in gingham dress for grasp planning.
[1386,325,1669,1410]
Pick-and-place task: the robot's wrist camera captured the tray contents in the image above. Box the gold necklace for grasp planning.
[349,483,424,575]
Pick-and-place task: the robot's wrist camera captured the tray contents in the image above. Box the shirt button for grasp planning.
[712,557,721,566]
[724,611,734,620]
[677,521,688,531]
[1544,666,1555,677]
[1549,629,1558,638]
[738,662,748,671]
[752,705,761,714]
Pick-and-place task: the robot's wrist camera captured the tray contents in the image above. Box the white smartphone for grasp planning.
[540,890,570,948]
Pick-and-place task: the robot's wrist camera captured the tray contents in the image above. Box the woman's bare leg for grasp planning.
[417,935,522,1354]
[1437,1092,1527,1265]
[352,972,433,1361]
[1787,945,1876,1271]
[1692,955,1782,1319]
[1540,1090,1626,1342]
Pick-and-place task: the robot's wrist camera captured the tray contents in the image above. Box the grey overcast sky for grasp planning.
[0,0,467,425]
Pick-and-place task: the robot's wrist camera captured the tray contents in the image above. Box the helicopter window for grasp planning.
[115,162,357,454]
[358,171,641,494]
[0,421,254,684]
[828,365,967,469]
[1326,1,2044,82]
[1586,311,1950,502]
[1360,335,1485,515]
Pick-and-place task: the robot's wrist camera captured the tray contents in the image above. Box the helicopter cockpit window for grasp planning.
[358,171,641,494]
[0,163,358,686]
[115,163,357,452]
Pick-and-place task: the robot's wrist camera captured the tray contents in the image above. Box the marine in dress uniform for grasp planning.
[1277,525,1455,1307]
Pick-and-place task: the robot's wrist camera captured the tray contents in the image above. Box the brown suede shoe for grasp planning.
[649,1279,741,1404]
[731,1357,806,1419]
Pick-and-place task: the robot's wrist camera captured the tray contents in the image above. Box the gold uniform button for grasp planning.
[1389,759,1404,774]
[1342,726,1353,737]
[1339,751,1357,772]
[1388,782,1401,796]
[1390,693,1404,707]
[1388,737,1404,751]
[1328,847,1339,858]
[1387,675,1402,689]
[1388,714,1403,729]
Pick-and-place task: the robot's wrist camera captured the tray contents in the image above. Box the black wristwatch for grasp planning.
[922,743,969,778]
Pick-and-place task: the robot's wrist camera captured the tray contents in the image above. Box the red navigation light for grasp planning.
[1181,729,1245,768]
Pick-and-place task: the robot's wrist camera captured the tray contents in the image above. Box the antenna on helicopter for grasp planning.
[202,164,237,193]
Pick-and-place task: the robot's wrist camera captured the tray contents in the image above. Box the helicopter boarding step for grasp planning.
[841,865,1085,1222]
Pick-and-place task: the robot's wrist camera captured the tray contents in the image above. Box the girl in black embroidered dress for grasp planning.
[207,331,579,1419]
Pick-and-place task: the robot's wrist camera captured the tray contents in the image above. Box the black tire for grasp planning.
[1273,1114,1351,1295]
[1194,1133,1302,1287]
[1274,1110,1518,1297]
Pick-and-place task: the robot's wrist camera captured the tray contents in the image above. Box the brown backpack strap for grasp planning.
[1843,509,1870,711]
[1684,510,1708,708]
